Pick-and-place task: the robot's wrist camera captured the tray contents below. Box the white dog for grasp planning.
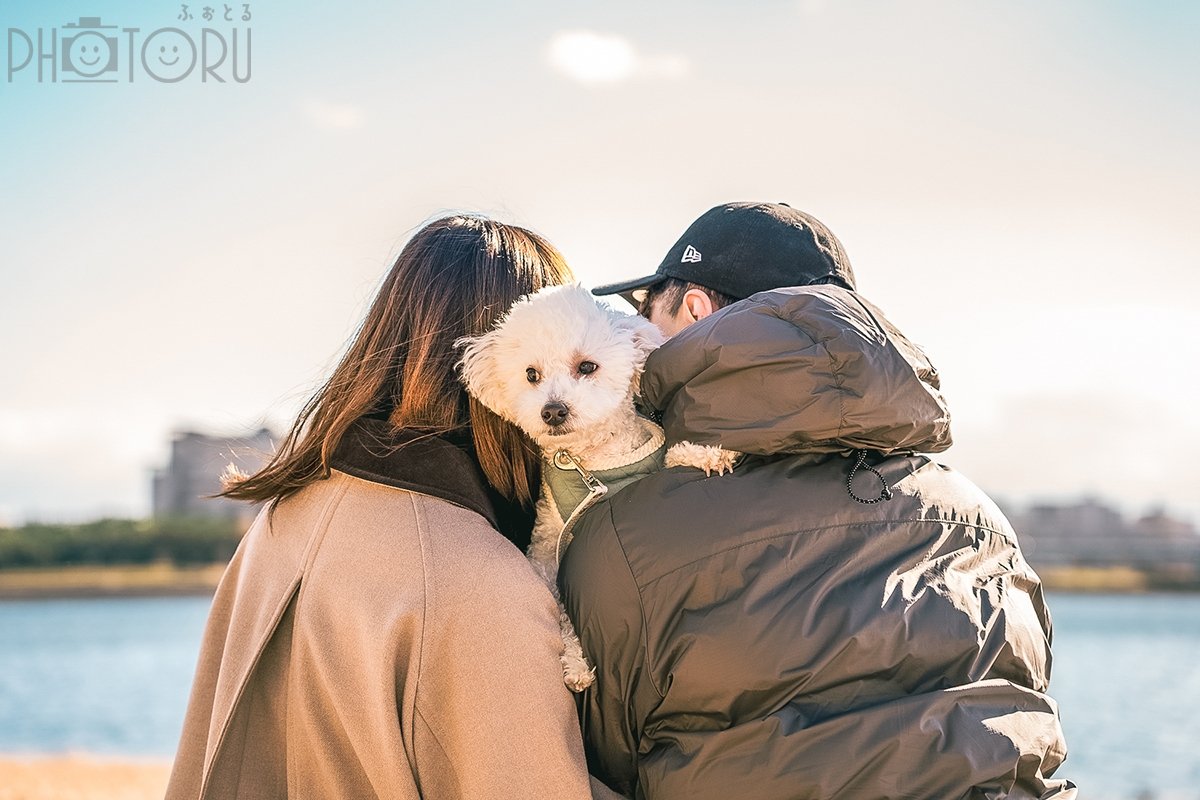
[457,284,670,692]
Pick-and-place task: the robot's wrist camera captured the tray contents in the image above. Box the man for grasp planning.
[560,202,1075,799]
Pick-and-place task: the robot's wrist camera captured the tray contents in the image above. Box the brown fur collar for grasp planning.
[330,417,499,527]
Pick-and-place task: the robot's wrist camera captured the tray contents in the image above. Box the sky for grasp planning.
[0,0,1197,525]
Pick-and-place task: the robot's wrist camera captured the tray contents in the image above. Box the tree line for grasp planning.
[0,517,245,568]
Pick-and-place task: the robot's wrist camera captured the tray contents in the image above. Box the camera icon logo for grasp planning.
[62,17,119,81]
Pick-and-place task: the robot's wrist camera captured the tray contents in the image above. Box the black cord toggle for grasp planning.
[847,449,894,505]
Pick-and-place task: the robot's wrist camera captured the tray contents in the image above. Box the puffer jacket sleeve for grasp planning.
[560,504,653,797]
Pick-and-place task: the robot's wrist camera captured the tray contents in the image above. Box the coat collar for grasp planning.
[329,416,500,528]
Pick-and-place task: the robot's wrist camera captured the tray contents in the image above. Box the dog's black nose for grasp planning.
[541,401,570,427]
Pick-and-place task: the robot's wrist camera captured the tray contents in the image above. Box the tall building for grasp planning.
[152,428,276,521]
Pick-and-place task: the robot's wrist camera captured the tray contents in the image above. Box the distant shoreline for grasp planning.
[0,563,223,600]
[1,562,1197,599]
[1036,564,1200,593]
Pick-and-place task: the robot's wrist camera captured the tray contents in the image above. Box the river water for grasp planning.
[0,592,1196,798]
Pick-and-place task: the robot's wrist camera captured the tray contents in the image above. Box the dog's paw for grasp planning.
[666,442,740,476]
[563,657,597,693]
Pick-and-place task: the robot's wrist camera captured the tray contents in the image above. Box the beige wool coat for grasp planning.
[166,418,617,800]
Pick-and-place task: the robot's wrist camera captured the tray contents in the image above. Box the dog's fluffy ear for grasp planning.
[611,312,665,396]
[455,331,507,416]
[613,312,665,367]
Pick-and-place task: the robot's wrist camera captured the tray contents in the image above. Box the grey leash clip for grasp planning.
[553,450,607,495]
[552,449,609,566]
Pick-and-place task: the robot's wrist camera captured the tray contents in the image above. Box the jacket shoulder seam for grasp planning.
[607,502,666,701]
[408,491,430,787]
[639,516,1018,588]
[199,476,351,799]
[412,705,453,779]
[291,476,355,606]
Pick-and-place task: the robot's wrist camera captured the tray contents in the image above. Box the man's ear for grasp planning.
[455,331,505,415]
[612,312,666,396]
[681,289,716,323]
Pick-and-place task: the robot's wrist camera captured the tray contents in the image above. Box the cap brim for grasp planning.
[591,273,667,309]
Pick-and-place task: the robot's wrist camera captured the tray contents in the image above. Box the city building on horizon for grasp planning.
[1004,497,1200,583]
[152,428,276,522]
[147,427,1200,582]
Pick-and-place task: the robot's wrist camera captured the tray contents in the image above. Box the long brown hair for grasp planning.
[221,215,573,508]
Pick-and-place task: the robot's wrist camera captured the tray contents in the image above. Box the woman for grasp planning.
[166,215,616,799]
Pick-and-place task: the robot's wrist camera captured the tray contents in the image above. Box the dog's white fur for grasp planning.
[460,284,662,458]
[458,284,664,691]
[664,442,740,476]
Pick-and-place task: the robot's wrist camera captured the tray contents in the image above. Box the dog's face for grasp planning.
[458,284,664,448]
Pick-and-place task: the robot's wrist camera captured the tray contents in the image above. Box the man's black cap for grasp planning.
[593,202,856,306]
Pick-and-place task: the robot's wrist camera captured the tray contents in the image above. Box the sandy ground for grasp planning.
[0,756,171,800]
[0,564,224,599]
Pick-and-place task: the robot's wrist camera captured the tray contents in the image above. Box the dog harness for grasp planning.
[543,418,667,563]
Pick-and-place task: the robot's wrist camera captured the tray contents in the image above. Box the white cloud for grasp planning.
[302,99,367,130]
[546,30,690,85]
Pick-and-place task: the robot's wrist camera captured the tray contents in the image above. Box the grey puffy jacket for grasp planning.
[560,286,1074,800]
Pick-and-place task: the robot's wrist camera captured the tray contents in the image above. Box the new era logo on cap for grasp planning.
[589,202,857,303]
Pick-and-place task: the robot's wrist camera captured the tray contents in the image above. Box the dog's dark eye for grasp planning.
[577,361,598,376]
[526,367,541,383]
